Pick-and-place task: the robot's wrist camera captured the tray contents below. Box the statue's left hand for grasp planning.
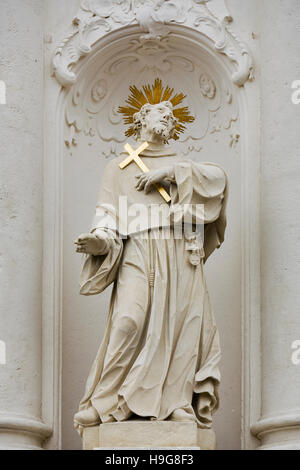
[135,165,174,194]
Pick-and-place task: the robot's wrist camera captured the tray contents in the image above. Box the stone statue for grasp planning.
[73,80,228,437]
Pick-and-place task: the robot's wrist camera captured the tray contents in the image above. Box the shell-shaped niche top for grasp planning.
[52,0,254,88]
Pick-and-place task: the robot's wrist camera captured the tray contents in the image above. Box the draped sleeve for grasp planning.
[79,160,123,296]
[169,160,228,263]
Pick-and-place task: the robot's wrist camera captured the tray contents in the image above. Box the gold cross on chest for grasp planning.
[119,142,171,203]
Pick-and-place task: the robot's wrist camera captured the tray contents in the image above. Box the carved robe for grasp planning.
[75,149,228,432]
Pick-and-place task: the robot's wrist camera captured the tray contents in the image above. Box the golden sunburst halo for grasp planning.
[118,78,195,140]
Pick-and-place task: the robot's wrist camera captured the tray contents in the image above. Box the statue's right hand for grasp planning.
[75,233,108,256]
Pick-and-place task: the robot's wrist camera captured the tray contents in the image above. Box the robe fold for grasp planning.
[75,151,228,432]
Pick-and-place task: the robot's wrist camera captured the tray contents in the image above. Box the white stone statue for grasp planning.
[73,81,228,437]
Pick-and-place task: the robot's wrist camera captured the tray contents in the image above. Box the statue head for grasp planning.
[119,78,195,144]
[133,101,178,144]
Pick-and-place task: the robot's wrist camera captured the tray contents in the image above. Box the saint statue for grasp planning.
[73,79,228,435]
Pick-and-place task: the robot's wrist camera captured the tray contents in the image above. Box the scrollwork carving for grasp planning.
[63,35,239,157]
[52,0,254,88]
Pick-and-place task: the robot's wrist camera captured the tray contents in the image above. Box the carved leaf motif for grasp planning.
[81,0,114,18]
[194,0,233,23]
[66,43,81,64]
[53,0,254,88]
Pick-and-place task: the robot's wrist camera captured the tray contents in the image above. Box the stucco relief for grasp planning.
[200,73,216,99]
[52,0,254,88]
[63,36,238,157]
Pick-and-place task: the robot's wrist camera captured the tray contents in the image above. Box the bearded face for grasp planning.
[133,101,178,142]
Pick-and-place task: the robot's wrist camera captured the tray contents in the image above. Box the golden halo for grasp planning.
[118,78,195,140]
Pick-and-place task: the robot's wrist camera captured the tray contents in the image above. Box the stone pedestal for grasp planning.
[82,422,216,450]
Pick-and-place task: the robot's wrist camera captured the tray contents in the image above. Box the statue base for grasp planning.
[82,421,216,450]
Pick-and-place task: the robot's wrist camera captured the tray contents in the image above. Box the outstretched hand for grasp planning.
[135,166,174,194]
[75,233,107,256]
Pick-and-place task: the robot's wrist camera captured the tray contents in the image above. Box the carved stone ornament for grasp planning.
[52,0,254,88]
[200,73,216,99]
[63,35,239,155]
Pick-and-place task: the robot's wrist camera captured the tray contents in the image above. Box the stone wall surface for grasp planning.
[252,0,300,449]
[0,0,53,450]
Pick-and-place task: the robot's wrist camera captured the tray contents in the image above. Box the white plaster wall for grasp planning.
[260,0,300,428]
[0,0,44,424]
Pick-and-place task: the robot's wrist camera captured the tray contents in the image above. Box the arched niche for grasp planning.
[44,7,260,451]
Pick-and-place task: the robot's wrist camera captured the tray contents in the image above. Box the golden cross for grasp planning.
[119,142,171,203]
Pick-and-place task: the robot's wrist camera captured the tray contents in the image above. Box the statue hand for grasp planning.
[75,233,108,256]
[135,165,175,194]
